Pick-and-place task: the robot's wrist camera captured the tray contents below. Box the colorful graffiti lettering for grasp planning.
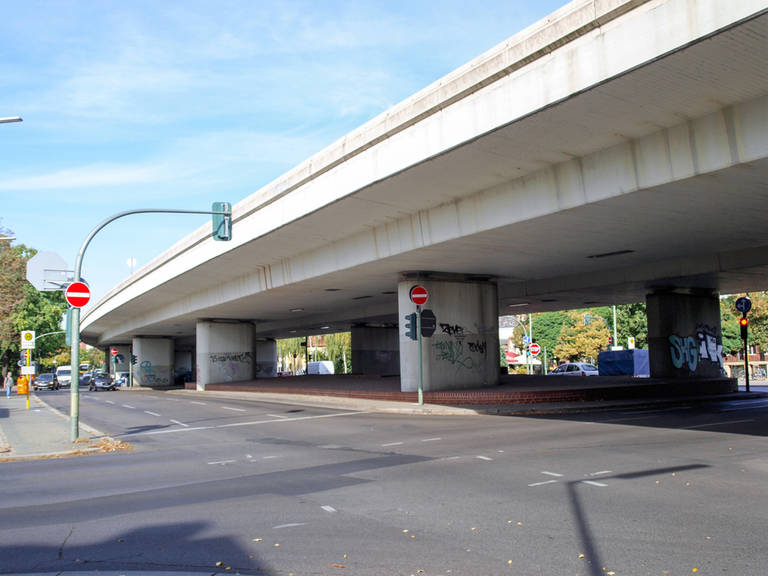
[139,360,170,386]
[669,325,723,373]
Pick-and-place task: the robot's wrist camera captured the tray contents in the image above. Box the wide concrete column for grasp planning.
[108,344,131,376]
[196,320,254,390]
[132,337,174,387]
[352,325,399,376]
[399,278,499,392]
[646,290,724,378]
[255,338,277,378]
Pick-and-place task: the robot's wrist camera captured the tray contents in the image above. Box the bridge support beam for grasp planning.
[132,337,174,387]
[196,320,255,390]
[646,290,725,379]
[399,278,499,392]
[352,325,399,376]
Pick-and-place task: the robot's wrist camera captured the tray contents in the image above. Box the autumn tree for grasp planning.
[324,332,351,374]
[554,310,611,363]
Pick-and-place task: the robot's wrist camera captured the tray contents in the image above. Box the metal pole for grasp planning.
[417,304,424,405]
[744,331,750,393]
[68,207,231,442]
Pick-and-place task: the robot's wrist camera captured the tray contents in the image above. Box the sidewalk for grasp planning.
[0,392,121,462]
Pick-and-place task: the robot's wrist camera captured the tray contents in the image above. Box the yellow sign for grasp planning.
[21,330,35,350]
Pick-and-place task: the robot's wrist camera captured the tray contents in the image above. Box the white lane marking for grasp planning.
[170,419,189,428]
[105,400,115,405]
[582,480,608,487]
[267,413,289,419]
[222,406,247,412]
[382,441,404,447]
[273,522,307,529]
[190,401,206,405]
[122,404,136,409]
[262,455,279,460]
[529,480,558,487]
[682,419,755,429]
[144,410,161,416]
[208,459,236,465]
[589,470,612,477]
[421,437,442,442]
[319,444,342,449]
[541,471,564,477]
[476,455,493,461]
[130,411,368,436]
[321,505,337,513]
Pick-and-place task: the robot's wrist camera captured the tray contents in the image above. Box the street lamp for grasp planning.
[0,117,23,124]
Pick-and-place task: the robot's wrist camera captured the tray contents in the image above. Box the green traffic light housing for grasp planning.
[212,201,232,241]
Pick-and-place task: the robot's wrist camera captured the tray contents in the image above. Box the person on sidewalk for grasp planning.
[4,371,12,398]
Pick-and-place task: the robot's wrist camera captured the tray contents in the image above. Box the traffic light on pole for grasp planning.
[404,312,417,341]
[740,315,749,340]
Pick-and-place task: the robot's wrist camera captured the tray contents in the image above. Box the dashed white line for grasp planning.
[170,419,189,428]
[105,400,115,405]
[122,404,136,409]
[529,480,558,487]
[222,406,246,412]
[582,480,608,487]
[321,505,337,513]
[262,455,279,460]
[421,437,442,442]
[589,470,612,477]
[382,441,404,447]
[267,413,289,419]
[208,459,236,465]
[190,401,206,406]
[682,419,755,429]
[476,455,493,461]
[144,410,161,417]
[541,471,564,477]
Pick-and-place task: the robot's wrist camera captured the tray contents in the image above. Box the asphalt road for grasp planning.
[2,389,768,575]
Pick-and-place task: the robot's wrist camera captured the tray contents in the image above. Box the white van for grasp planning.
[307,361,334,375]
[56,366,72,388]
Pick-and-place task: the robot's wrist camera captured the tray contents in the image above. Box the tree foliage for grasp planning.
[554,310,611,363]
[324,332,351,374]
[0,226,67,376]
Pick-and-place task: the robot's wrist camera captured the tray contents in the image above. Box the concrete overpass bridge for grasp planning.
[81,0,768,392]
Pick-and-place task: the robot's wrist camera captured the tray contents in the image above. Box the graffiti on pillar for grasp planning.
[433,340,475,370]
[433,320,487,373]
[209,351,252,381]
[139,360,170,386]
[440,323,465,337]
[668,325,723,373]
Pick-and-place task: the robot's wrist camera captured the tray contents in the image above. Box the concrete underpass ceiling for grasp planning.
[81,9,768,345]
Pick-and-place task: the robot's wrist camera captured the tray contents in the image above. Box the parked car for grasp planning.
[33,372,59,391]
[89,372,117,391]
[55,366,72,388]
[81,371,93,385]
[115,371,130,387]
[547,362,599,376]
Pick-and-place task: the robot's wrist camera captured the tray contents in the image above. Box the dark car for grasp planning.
[89,372,116,391]
[33,372,59,391]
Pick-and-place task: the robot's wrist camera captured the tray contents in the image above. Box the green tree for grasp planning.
[532,310,568,360]
[324,332,351,374]
[616,302,648,349]
[554,310,611,363]
[277,337,305,373]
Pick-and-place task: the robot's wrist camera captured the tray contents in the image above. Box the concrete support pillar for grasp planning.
[399,278,499,392]
[132,337,174,387]
[255,338,277,378]
[352,325,399,376]
[646,290,724,378]
[174,335,195,385]
[196,321,254,390]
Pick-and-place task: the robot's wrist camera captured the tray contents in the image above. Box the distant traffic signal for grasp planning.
[740,316,749,340]
[404,313,417,341]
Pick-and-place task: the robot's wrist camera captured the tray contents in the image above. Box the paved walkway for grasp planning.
[1,376,765,461]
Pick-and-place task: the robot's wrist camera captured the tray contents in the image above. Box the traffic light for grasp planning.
[740,316,749,340]
[404,312,417,341]
[608,336,614,346]
[131,354,137,365]
[212,201,232,241]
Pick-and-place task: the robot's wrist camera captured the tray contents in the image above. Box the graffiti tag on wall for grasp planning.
[432,322,487,373]
[139,360,170,386]
[209,351,253,381]
[668,325,723,373]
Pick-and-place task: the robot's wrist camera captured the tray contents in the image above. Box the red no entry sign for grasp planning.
[65,281,91,308]
[110,347,119,356]
[529,342,541,356]
[409,285,429,306]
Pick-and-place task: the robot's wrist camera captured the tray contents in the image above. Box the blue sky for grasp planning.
[1,0,566,305]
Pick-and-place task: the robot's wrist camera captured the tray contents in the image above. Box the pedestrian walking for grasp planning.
[4,371,12,398]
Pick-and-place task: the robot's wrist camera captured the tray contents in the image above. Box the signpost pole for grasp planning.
[417,304,423,405]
